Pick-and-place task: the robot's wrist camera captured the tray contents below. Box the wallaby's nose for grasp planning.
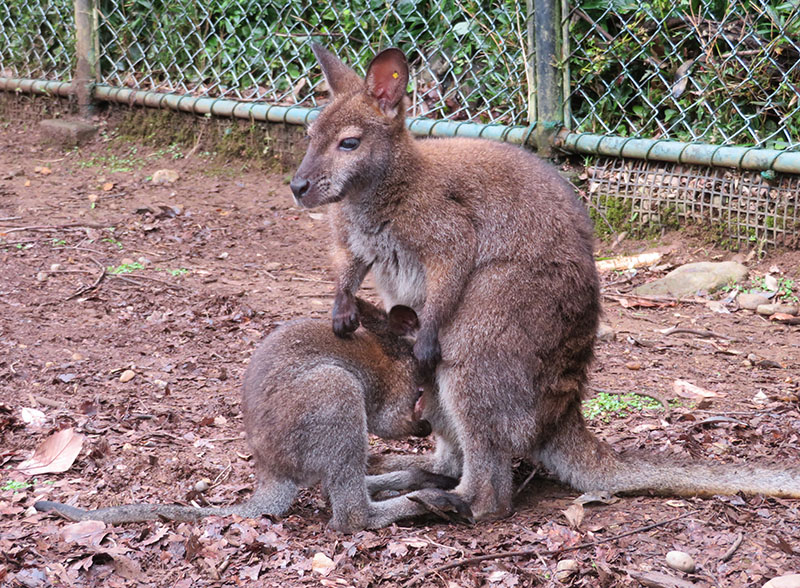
[290,177,310,200]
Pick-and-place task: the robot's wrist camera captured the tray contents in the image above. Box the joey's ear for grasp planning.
[311,43,363,96]
[387,305,419,337]
[365,48,409,118]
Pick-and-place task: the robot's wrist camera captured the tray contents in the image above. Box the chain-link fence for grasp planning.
[0,0,74,81]
[566,0,800,150]
[2,0,799,148]
[94,1,529,126]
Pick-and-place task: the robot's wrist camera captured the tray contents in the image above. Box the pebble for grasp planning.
[625,361,642,370]
[50,263,62,272]
[194,478,211,493]
[119,369,136,383]
[152,169,180,184]
[757,303,799,316]
[555,559,579,582]
[763,574,800,588]
[596,322,615,341]
[737,292,770,310]
[36,271,48,282]
[666,550,696,573]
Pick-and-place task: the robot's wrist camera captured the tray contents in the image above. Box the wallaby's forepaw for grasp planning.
[333,291,359,337]
[413,328,441,374]
[408,489,474,525]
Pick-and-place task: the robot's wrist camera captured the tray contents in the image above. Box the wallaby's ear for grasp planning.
[311,43,363,97]
[365,48,409,118]
[387,305,420,337]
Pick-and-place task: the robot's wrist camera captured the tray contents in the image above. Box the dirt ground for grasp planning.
[1,110,799,588]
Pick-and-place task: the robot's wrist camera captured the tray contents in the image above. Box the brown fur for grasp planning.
[35,299,460,533]
[290,45,800,520]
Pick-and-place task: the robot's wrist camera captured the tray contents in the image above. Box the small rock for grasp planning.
[218,252,229,260]
[56,373,77,384]
[194,478,211,493]
[263,261,281,271]
[737,292,770,310]
[763,274,780,291]
[50,263,62,272]
[633,261,748,298]
[665,550,696,573]
[137,256,152,266]
[214,416,228,427]
[596,322,615,341]
[757,303,799,316]
[153,379,168,390]
[625,361,642,370]
[152,169,180,184]
[763,574,800,588]
[71,352,84,361]
[120,257,136,266]
[36,271,49,282]
[555,559,579,583]
[119,369,136,383]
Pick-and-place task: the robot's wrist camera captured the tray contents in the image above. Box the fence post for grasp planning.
[532,0,563,156]
[73,0,97,117]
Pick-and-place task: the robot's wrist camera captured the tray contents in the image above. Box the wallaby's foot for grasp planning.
[332,290,359,336]
[407,489,474,525]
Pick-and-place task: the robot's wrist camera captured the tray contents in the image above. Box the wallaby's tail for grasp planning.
[34,482,297,524]
[536,404,800,499]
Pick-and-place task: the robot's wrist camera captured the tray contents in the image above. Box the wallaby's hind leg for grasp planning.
[370,434,463,479]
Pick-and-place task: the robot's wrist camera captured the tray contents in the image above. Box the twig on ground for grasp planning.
[66,261,106,301]
[110,273,188,291]
[513,465,540,498]
[403,511,696,586]
[2,223,111,234]
[660,325,735,341]
[719,532,744,562]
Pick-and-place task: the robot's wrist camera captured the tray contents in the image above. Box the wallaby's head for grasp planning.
[355,298,432,439]
[290,44,410,208]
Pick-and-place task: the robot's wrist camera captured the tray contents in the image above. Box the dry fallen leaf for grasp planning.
[673,379,719,400]
[20,407,47,428]
[102,182,114,191]
[311,552,336,576]
[61,520,108,547]
[561,503,585,529]
[17,427,85,475]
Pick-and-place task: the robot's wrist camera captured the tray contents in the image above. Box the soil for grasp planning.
[1,113,799,588]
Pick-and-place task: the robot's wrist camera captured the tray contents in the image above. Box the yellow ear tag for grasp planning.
[392,72,399,79]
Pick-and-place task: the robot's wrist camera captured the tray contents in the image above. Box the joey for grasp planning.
[36,299,464,533]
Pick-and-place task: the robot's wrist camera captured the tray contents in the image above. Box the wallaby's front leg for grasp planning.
[413,222,476,371]
[332,246,371,337]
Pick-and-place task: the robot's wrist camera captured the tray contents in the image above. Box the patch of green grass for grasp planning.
[721,276,798,303]
[107,262,144,274]
[163,268,189,276]
[583,392,663,421]
[51,238,67,247]
[2,479,32,492]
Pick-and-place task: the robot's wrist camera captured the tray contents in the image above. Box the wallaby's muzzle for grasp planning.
[289,176,310,204]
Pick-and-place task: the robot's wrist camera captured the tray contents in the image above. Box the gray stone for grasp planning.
[737,292,771,310]
[632,261,748,298]
[152,169,180,184]
[756,302,799,316]
[39,118,97,146]
[596,322,615,341]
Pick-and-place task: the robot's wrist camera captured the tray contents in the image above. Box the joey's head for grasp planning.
[290,44,410,209]
[356,299,432,439]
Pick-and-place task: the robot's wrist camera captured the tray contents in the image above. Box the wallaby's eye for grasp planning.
[338,137,360,151]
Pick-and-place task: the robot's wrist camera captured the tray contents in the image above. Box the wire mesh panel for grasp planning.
[566,0,800,150]
[95,0,530,125]
[0,0,75,80]
[585,158,800,249]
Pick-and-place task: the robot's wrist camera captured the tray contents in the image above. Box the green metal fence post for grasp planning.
[533,0,563,156]
[73,0,97,116]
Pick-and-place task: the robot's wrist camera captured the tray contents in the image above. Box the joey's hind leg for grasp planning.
[369,434,463,479]
[366,467,458,495]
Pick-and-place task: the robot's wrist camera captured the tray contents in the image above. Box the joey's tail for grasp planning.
[34,482,297,524]
[536,404,800,499]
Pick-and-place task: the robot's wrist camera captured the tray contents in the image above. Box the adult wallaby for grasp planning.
[289,44,800,520]
[35,299,466,533]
